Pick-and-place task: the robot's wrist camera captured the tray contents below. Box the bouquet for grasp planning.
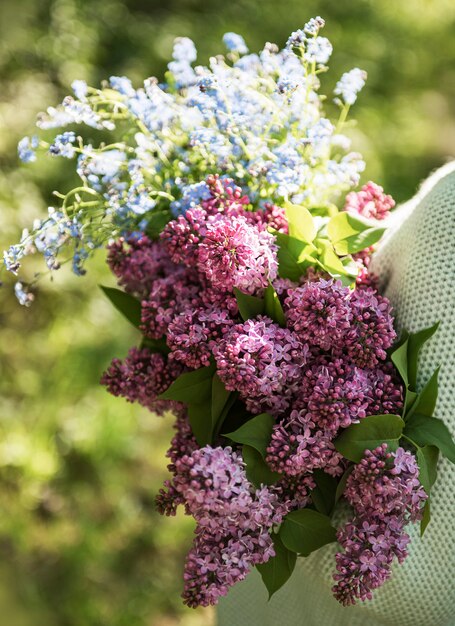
[5,16,455,610]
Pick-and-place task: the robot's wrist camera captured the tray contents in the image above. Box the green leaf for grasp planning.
[311,470,338,516]
[335,465,354,503]
[211,374,234,433]
[264,285,286,327]
[284,202,316,243]
[100,286,141,329]
[327,212,385,255]
[225,413,275,458]
[315,239,349,277]
[159,363,216,403]
[141,336,170,355]
[420,499,431,536]
[242,445,280,487]
[407,322,439,389]
[334,414,405,463]
[407,366,440,419]
[159,364,216,445]
[234,287,265,321]
[404,414,455,464]
[416,445,439,495]
[390,335,409,387]
[309,204,339,218]
[274,232,315,281]
[145,209,172,239]
[280,509,337,556]
[256,534,297,599]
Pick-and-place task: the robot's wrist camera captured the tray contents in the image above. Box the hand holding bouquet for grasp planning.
[6,16,455,612]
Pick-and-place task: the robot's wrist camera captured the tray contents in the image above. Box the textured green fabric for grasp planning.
[217,163,455,626]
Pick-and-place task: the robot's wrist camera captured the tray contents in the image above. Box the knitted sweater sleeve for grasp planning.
[217,162,455,626]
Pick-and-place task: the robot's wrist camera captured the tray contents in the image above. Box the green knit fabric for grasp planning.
[217,163,455,626]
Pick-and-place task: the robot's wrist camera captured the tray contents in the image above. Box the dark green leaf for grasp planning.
[390,335,409,387]
[225,413,275,458]
[145,209,172,239]
[187,403,213,446]
[256,534,297,599]
[420,499,431,536]
[335,465,354,503]
[242,445,280,487]
[284,202,316,243]
[211,374,234,432]
[334,414,404,463]
[280,509,337,556]
[234,287,265,321]
[407,366,440,419]
[407,322,439,389]
[404,414,455,464]
[311,470,338,516]
[264,284,286,327]
[141,336,170,355]
[100,285,141,329]
[416,445,439,495]
[159,363,216,403]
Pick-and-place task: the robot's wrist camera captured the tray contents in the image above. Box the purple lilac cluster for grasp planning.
[100,347,183,415]
[158,445,283,607]
[333,444,427,605]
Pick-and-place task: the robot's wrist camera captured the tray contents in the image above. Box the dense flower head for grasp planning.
[167,306,235,369]
[214,317,307,415]
[266,410,344,476]
[156,445,283,607]
[100,347,183,414]
[345,287,396,367]
[284,279,352,351]
[200,175,250,216]
[197,214,278,294]
[140,268,201,339]
[345,182,395,221]
[107,234,173,296]
[333,445,427,605]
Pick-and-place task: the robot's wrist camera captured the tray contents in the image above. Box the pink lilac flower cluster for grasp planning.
[333,444,427,605]
[344,181,396,221]
[157,445,284,607]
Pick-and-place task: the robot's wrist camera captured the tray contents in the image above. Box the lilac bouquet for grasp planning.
[6,16,455,610]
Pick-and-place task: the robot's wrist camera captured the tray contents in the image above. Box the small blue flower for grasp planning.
[223,32,248,55]
[109,76,135,97]
[334,68,367,106]
[14,282,34,306]
[172,37,197,63]
[71,79,88,101]
[18,135,39,163]
[49,131,77,158]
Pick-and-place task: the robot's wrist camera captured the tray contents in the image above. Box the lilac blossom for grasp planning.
[344,181,396,221]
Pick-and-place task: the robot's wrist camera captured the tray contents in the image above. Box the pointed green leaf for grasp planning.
[327,212,385,255]
[242,445,280,487]
[311,470,338,516]
[256,534,297,599]
[315,239,349,276]
[334,414,404,463]
[159,363,216,403]
[416,445,439,495]
[187,403,212,446]
[407,366,440,419]
[100,285,141,329]
[284,202,316,243]
[225,413,275,458]
[390,335,409,387]
[280,509,337,556]
[274,232,315,281]
[335,465,354,503]
[211,374,235,432]
[234,287,265,321]
[264,284,286,327]
[140,336,170,355]
[420,498,431,536]
[407,322,439,389]
[404,414,455,464]
[145,209,172,239]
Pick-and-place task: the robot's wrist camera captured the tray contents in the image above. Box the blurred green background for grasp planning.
[0,1,454,624]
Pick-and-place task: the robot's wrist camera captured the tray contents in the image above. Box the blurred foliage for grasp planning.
[0,0,453,624]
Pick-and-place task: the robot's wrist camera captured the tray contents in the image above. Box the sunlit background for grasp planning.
[0,1,454,624]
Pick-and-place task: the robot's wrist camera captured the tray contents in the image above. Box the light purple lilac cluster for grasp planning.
[333,444,427,605]
[158,445,283,607]
[344,181,396,221]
